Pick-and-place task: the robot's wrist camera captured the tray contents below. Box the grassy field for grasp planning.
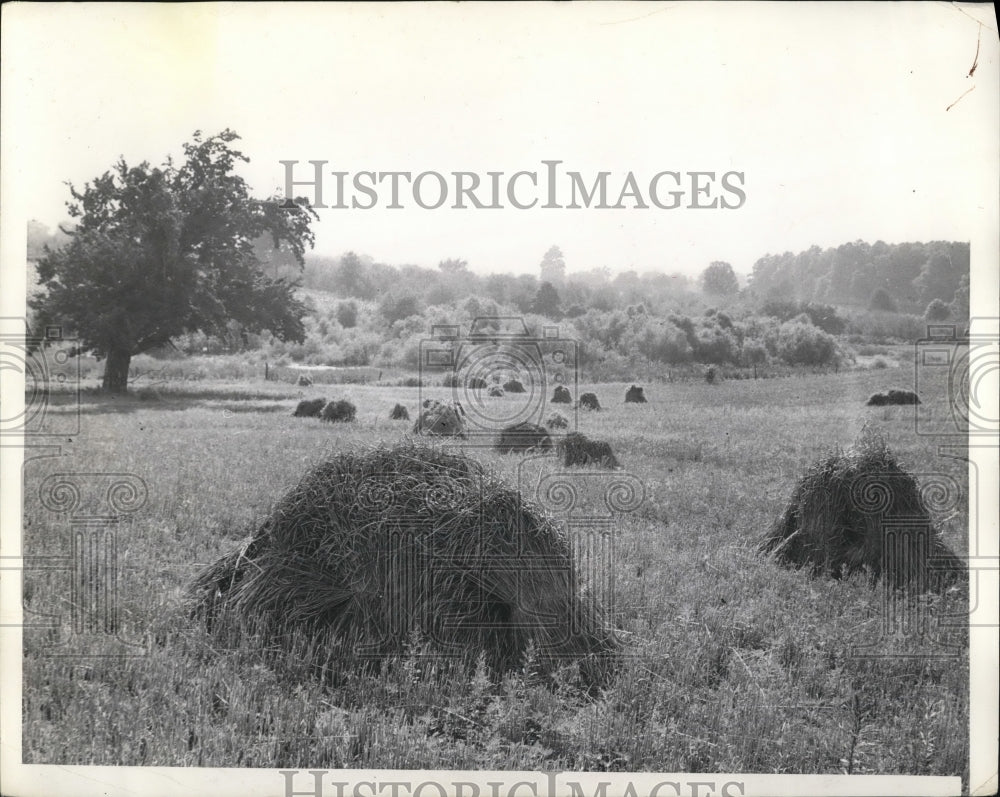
[20,360,970,782]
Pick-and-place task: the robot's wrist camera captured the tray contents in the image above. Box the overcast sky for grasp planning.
[3,2,997,277]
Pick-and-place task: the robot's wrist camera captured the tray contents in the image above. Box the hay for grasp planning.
[559,433,620,469]
[578,393,601,411]
[503,379,526,394]
[189,442,618,684]
[551,386,572,404]
[546,412,569,430]
[467,376,488,390]
[866,390,920,406]
[494,422,553,454]
[624,385,647,404]
[390,403,410,421]
[320,399,356,423]
[293,398,327,418]
[413,400,466,437]
[296,374,314,387]
[487,385,505,398]
[759,427,962,591]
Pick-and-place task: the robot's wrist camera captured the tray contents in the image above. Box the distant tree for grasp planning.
[335,252,375,299]
[869,288,897,313]
[924,298,951,321]
[699,261,739,295]
[530,281,562,318]
[949,273,970,320]
[539,245,566,286]
[914,252,960,305]
[31,129,316,393]
[379,292,422,325]
[336,300,358,329]
[438,258,469,275]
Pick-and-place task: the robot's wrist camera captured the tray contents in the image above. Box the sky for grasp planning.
[2,2,998,279]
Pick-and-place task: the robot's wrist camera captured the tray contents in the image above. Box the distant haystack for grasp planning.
[321,399,356,423]
[546,412,569,430]
[867,389,921,407]
[296,374,314,387]
[293,398,327,418]
[487,385,505,398]
[559,432,620,469]
[413,400,466,437]
[503,379,526,394]
[389,403,410,421]
[624,385,647,404]
[494,422,553,454]
[189,443,618,684]
[467,376,488,390]
[551,386,572,404]
[578,393,601,411]
[760,427,962,591]
[705,367,717,385]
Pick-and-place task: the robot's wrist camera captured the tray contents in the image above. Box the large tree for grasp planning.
[32,130,317,392]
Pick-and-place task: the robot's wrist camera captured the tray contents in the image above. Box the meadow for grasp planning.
[20,359,970,783]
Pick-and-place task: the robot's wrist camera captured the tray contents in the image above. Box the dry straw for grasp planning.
[293,398,327,418]
[624,385,647,404]
[559,432,621,469]
[494,422,553,454]
[321,399,357,423]
[389,403,410,421]
[413,401,466,437]
[760,425,962,591]
[190,442,618,685]
[578,393,601,411]
[551,386,572,404]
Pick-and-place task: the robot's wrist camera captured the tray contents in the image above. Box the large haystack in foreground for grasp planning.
[190,443,618,684]
[494,422,553,454]
[760,428,962,591]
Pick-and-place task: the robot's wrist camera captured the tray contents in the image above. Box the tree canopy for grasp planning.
[32,130,317,392]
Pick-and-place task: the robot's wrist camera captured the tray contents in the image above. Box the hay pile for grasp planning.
[624,385,647,404]
[494,422,553,454]
[413,400,466,437]
[559,433,620,469]
[759,428,962,591]
[551,386,572,404]
[867,389,921,406]
[321,399,357,423]
[467,376,488,390]
[487,385,505,398]
[503,379,526,394]
[546,412,569,429]
[296,374,314,387]
[293,398,327,418]
[390,403,410,421]
[578,393,601,411]
[189,443,618,683]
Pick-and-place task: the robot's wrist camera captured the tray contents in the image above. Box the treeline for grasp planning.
[749,240,969,315]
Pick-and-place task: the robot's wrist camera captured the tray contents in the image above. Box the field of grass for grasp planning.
[20,361,970,783]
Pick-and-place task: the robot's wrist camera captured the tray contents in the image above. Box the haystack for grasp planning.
[551,386,572,404]
[293,398,327,418]
[494,422,553,454]
[487,385,505,398]
[559,433,620,469]
[321,399,356,423]
[578,393,601,411]
[504,379,526,394]
[546,412,569,430]
[296,374,314,387]
[759,427,962,591]
[190,443,618,684]
[867,389,921,407]
[624,385,647,404]
[413,401,466,437]
[390,403,410,421]
[467,376,488,390]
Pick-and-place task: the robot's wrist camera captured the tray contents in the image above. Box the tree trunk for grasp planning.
[102,348,132,394]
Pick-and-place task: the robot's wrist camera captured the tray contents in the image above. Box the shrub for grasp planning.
[924,299,951,321]
[776,321,838,366]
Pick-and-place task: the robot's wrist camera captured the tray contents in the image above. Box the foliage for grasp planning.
[699,261,739,295]
[31,130,316,392]
[776,321,839,366]
[869,288,897,313]
[924,299,950,322]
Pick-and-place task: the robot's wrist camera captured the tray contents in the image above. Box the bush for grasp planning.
[776,321,839,366]
[924,298,950,321]
[869,288,897,313]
